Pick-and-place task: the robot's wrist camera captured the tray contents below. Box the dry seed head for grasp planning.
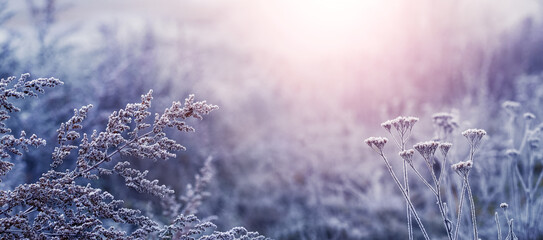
[432,112,453,124]
[439,142,452,156]
[528,137,540,149]
[524,112,536,121]
[399,149,415,165]
[500,202,509,209]
[413,141,440,160]
[432,112,458,128]
[505,149,520,159]
[383,116,419,134]
[381,120,393,132]
[502,101,521,116]
[364,137,388,153]
[462,129,486,149]
[451,160,473,176]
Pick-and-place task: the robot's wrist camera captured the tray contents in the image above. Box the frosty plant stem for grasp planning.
[466,177,478,239]
[381,116,418,240]
[495,211,502,240]
[379,151,430,240]
[366,136,430,240]
[453,176,467,240]
[504,107,543,238]
[403,160,413,240]
[368,116,488,240]
[414,141,453,240]
[458,129,486,240]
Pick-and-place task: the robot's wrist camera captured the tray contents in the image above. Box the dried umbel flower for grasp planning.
[414,141,439,161]
[528,137,540,149]
[432,113,458,139]
[505,149,520,159]
[381,120,393,132]
[432,113,458,128]
[364,137,388,153]
[381,116,419,134]
[500,202,509,209]
[439,142,452,156]
[432,112,454,123]
[451,160,473,176]
[462,129,486,149]
[502,101,521,116]
[399,149,415,165]
[524,112,536,121]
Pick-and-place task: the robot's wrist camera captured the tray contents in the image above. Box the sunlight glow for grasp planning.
[251,0,398,59]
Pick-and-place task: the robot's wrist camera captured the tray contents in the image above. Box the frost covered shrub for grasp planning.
[0,74,267,239]
[366,116,523,240]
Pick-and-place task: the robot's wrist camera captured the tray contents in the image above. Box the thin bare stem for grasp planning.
[495,212,502,240]
[466,178,478,240]
[423,156,453,240]
[22,206,36,216]
[438,154,448,187]
[379,153,430,240]
[408,164,438,196]
[454,178,467,240]
[515,164,529,194]
[533,169,543,195]
[403,160,413,240]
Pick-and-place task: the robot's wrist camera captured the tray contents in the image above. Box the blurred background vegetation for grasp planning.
[1,0,543,239]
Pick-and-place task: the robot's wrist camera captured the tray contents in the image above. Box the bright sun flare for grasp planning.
[252,0,398,58]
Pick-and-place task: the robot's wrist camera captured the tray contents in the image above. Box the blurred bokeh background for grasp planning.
[2,0,543,239]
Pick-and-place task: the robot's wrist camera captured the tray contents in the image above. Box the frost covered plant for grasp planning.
[501,100,543,239]
[365,135,430,240]
[161,156,214,220]
[0,74,267,239]
[432,113,458,142]
[366,116,489,240]
[380,116,419,240]
[494,202,518,240]
[462,129,486,157]
[0,73,62,177]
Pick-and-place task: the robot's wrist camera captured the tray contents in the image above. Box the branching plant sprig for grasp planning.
[365,136,431,240]
[503,101,543,239]
[0,86,226,239]
[381,116,418,240]
[448,129,485,240]
[0,73,63,178]
[414,141,454,240]
[367,115,488,240]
